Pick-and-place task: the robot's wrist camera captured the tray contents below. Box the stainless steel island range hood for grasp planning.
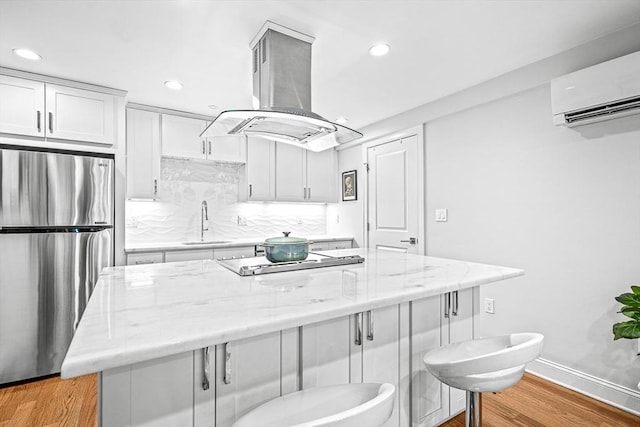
[201,21,362,152]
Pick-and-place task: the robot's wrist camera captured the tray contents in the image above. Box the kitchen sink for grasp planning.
[182,240,231,245]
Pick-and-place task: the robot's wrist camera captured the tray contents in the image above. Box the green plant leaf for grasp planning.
[631,285,640,295]
[620,306,640,320]
[615,292,640,307]
[613,320,640,340]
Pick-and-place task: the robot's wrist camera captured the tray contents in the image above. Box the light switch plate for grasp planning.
[435,208,448,222]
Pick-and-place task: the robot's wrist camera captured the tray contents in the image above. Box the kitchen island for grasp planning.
[62,248,523,426]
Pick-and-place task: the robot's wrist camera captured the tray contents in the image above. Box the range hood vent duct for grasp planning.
[202,21,362,151]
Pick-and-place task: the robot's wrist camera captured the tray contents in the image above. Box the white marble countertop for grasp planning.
[125,235,355,253]
[61,248,523,378]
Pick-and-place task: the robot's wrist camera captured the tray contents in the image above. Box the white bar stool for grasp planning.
[232,382,395,427]
[423,332,544,427]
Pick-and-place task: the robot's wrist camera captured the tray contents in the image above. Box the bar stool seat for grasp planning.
[233,382,395,427]
[423,332,543,426]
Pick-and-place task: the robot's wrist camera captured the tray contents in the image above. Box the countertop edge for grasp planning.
[124,235,355,253]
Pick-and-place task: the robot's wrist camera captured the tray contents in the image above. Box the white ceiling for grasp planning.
[1,0,639,130]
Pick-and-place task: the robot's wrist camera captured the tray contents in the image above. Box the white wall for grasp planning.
[426,83,640,393]
[327,145,365,247]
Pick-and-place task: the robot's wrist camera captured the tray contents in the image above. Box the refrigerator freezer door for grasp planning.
[0,147,114,227]
[0,228,113,384]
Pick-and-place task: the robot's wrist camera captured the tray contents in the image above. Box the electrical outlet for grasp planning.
[484,298,495,314]
[297,217,303,224]
[435,208,448,222]
[237,215,247,226]
[126,216,139,228]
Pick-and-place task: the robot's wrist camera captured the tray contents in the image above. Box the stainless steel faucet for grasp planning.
[201,200,209,241]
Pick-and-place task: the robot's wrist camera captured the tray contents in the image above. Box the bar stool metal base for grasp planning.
[465,391,481,427]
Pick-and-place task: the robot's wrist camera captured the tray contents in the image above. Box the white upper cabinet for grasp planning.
[275,142,336,202]
[0,75,45,137]
[126,108,161,199]
[275,142,306,201]
[246,137,276,201]
[0,75,116,145]
[45,84,115,144]
[306,148,337,202]
[161,114,208,159]
[206,135,247,163]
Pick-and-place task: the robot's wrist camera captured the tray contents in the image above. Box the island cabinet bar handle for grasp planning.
[36,111,41,132]
[308,187,311,200]
[48,112,53,133]
[223,342,232,385]
[202,347,210,390]
[452,290,459,316]
[202,140,206,155]
[208,140,212,156]
[355,312,363,346]
[366,310,374,341]
[249,184,253,198]
[444,292,451,318]
[153,179,158,198]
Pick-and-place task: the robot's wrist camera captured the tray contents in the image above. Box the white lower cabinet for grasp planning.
[164,249,214,262]
[215,329,298,427]
[301,305,404,427]
[411,288,473,426]
[214,246,256,259]
[126,251,164,265]
[101,351,200,427]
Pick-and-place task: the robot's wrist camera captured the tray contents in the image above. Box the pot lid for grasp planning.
[264,231,308,245]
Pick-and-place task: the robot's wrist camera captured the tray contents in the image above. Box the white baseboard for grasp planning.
[527,357,640,416]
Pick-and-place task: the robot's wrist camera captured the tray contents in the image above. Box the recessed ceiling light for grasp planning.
[369,43,390,57]
[13,48,42,61]
[208,104,218,110]
[164,80,183,90]
[335,117,348,124]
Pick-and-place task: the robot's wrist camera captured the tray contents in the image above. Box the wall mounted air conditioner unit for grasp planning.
[551,50,640,127]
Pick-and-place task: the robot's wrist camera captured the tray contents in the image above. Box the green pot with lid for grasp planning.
[262,232,312,263]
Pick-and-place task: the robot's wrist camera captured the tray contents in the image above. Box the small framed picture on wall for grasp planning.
[342,170,357,201]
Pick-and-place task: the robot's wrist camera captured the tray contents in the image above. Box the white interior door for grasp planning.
[367,134,420,254]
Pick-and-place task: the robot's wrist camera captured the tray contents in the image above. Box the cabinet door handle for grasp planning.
[249,184,253,198]
[308,187,311,200]
[303,187,307,200]
[444,292,451,318]
[355,312,363,346]
[452,290,459,316]
[48,112,53,133]
[37,111,41,132]
[223,342,232,384]
[202,347,210,390]
[366,310,374,341]
[208,140,212,155]
[153,179,158,198]
[202,140,206,155]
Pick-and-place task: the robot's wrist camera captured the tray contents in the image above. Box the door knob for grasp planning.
[400,237,417,244]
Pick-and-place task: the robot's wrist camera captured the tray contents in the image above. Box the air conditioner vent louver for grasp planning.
[565,96,640,124]
[551,51,640,127]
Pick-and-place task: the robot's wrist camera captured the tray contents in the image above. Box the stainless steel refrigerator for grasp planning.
[0,145,114,384]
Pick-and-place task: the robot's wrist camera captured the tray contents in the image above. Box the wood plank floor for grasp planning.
[0,375,96,427]
[442,373,639,427]
[0,372,638,426]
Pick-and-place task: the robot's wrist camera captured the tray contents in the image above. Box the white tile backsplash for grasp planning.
[126,157,327,245]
